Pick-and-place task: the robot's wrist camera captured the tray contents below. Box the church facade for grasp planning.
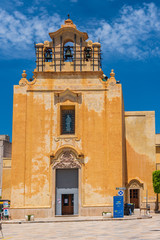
[9,18,157,218]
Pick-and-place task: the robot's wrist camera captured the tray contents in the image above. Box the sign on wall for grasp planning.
[116,187,126,190]
[113,196,124,218]
[118,190,124,196]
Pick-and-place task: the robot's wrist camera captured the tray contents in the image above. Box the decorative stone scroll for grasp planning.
[19,70,37,86]
[54,89,82,104]
[52,150,83,169]
[54,136,80,142]
[19,70,27,86]
[54,136,81,148]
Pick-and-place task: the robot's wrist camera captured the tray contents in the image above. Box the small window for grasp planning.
[61,106,75,135]
[63,194,69,206]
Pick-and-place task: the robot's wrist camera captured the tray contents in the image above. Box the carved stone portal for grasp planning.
[52,150,81,169]
[127,179,144,189]
[126,179,144,204]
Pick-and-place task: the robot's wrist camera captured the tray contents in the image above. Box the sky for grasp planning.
[0,0,160,140]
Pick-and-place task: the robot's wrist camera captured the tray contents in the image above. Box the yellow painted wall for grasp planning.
[125,111,156,203]
[82,82,125,206]
[11,87,27,207]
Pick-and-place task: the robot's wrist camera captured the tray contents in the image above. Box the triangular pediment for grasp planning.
[54,89,81,103]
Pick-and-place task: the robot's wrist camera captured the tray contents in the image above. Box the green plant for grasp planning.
[27,215,32,221]
[152,170,160,211]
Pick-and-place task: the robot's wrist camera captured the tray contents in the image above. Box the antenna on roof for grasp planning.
[68,14,70,19]
[98,38,100,43]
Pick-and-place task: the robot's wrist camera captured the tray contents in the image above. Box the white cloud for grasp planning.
[13,0,24,7]
[27,6,38,14]
[88,3,160,59]
[1,3,160,60]
[0,9,63,59]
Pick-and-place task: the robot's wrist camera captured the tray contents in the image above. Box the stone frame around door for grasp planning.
[126,179,144,209]
[50,148,83,216]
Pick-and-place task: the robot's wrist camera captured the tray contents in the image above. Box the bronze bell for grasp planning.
[45,50,52,62]
[65,46,73,59]
[86,52,91,59]
[85,48,91,61]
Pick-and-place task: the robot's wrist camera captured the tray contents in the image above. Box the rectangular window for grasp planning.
[61,106,75,135]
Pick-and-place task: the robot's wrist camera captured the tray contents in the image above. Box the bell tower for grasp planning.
[35,17,101,72]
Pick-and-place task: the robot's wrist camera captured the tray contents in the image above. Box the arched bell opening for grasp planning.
[44,48,52,62]
[63,42,74,62]
[84,46,92,61]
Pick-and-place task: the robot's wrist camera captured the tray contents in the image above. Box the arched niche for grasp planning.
[63,41,74,62]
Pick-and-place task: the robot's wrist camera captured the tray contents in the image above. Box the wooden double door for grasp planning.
[62,194,74,215]
[130,189,139,208]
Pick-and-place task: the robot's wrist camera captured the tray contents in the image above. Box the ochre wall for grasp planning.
[125,111,156,205]
[11,87,26,207]
[81,80,125,206]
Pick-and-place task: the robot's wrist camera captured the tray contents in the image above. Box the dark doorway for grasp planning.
[130,189,139,208]
[62,194,74,215]
[56,169,78,215]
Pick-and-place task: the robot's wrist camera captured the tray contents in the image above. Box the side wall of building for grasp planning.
[125,111,156,208]
[0,135,12,197]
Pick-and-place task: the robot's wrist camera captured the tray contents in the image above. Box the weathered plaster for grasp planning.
[84,93,104,116]
[83,183,113,205]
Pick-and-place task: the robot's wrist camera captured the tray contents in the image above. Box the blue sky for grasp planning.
[0,0,160,139]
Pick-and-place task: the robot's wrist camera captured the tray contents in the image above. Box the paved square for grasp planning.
[1,215,160,240]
